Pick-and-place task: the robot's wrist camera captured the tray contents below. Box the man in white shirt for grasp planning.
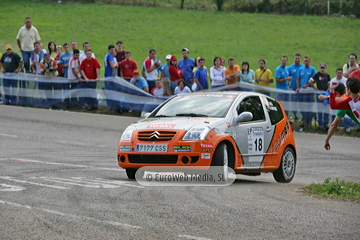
[330,68,347,86]
[16,17,41,73]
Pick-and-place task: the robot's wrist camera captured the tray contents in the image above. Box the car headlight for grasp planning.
[182,127,211,141]
[121,126,135,141]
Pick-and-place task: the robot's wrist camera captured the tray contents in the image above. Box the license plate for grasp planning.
[136,144,168,152]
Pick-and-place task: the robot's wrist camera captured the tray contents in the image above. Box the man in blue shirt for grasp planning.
[296,56,317,131]
[160,54,171,79]
[287,53,304,121]
[130,70,149,92]
[275,56,292,115]
[178,48,195,89]
[194,58,208,91]
[104,44,118,109]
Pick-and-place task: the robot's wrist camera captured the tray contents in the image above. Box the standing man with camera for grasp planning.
[40,52,59,108]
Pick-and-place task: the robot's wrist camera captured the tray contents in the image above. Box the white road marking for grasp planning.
[0,176,70,190]
[0,158,124,172]
[0,183,26,192]
[178,235,212,240]
[0,200,142,229]
[35,177,144,189]
[0,133,18,138]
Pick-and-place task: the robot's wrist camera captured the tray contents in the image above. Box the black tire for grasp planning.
[126,168,137,179]
[273,147,296,183]
[125,168,144,180]
[211,143,229,181]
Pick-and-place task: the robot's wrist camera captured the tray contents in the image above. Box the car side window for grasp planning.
[237,96,265,122]
[265,97,284,125]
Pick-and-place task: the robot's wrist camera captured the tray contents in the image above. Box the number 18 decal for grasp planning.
[247,127,264,154]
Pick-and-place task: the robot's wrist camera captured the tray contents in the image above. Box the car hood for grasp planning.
[133,117,226,131]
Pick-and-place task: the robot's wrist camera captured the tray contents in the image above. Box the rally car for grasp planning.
[117,91,297,183]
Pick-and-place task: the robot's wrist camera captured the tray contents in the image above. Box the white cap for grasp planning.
[166,54,172,60]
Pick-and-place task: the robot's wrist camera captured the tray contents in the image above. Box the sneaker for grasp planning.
[299,127,304,132]
[345,128,351,133]
[0,97,3,104]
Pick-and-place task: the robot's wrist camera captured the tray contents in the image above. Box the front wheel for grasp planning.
[126,168,144,180]
[273,147,296,183]
[211,143,229,180]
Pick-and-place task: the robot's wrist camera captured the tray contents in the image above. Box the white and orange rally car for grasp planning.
[118,91,297,183]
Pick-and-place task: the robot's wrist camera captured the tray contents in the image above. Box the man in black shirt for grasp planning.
[0,45,24,105]
[309,63,331,131]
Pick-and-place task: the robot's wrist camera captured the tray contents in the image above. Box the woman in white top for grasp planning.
[210,56,225,88]
[174,79,191,95]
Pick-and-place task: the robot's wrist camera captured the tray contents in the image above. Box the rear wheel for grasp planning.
[211,143,229,180]
[273,147,296,183]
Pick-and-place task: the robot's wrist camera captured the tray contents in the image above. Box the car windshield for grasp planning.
[152,93,237,118]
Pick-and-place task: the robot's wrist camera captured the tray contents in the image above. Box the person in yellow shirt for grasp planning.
[254,59,273,95]
[225,58,240,85]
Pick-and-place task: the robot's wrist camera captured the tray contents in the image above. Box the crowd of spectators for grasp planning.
[1,17,360,136]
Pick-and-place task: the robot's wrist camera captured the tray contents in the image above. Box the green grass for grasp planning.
[303,178,360,202]
[1,0,359,80]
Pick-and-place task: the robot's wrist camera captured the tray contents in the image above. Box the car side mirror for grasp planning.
[143,113,151,118]
[235,111,253,123]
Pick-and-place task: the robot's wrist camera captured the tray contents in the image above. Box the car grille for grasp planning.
[128,155,178,164]
[137,131,177,141]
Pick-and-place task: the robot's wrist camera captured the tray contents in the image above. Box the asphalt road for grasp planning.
[0,105,359,240]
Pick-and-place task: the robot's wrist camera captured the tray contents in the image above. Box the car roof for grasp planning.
[178,91,272,99]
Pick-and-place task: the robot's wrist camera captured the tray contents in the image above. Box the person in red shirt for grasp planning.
[54,45,64,77]
[168,55,183,94]
[119,51,137,81]
[79,49,101,110]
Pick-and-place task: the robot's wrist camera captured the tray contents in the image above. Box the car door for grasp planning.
[233,95,275,169]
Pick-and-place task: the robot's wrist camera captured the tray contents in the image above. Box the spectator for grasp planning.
[168,55,183,93]
[47,41,57,58]
[79,49,101,110]
[40,52,59,108]
[130,70,148,92]
[68,49,82,107]
[142,48,161,91]
[79,42,95,64]
[309,63,331,131]
[275,56,292,115]
[104,44,118,109]
[115,40,125,76]
[174,79,191,95]
[194,58,208,91]
[330,68,347,86]
[210,56,226,88]
[225,58,240,85]
[160,54,172,79]
[54,45,64,77]
[321,83,359,150]
[288,53,304,121]
[296,56,317,131]
[31,41,43,74]
[71,41,83,56]
[329,78,360,126]
[221,58,225,69]
[178,48,195,89]
[16,17,41,73]
[343,53,358,78]
[0,44,24,105]
[119,51,138,81]
[60,43,72,78]
[255,59,273,95]
[150,79,164,97]
[239,61,255,84]
[348,68,360,79]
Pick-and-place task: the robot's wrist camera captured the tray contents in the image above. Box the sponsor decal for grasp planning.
[174,146,191,152]
[146,124,176,129]
[200,143,214,148]
[201,148,213,152]
[142,118,156,122]
[201,153,211,159]
[269,121,290,154]
[119,145,132,151]
[247,127,264,154]
[226,122,231,128]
